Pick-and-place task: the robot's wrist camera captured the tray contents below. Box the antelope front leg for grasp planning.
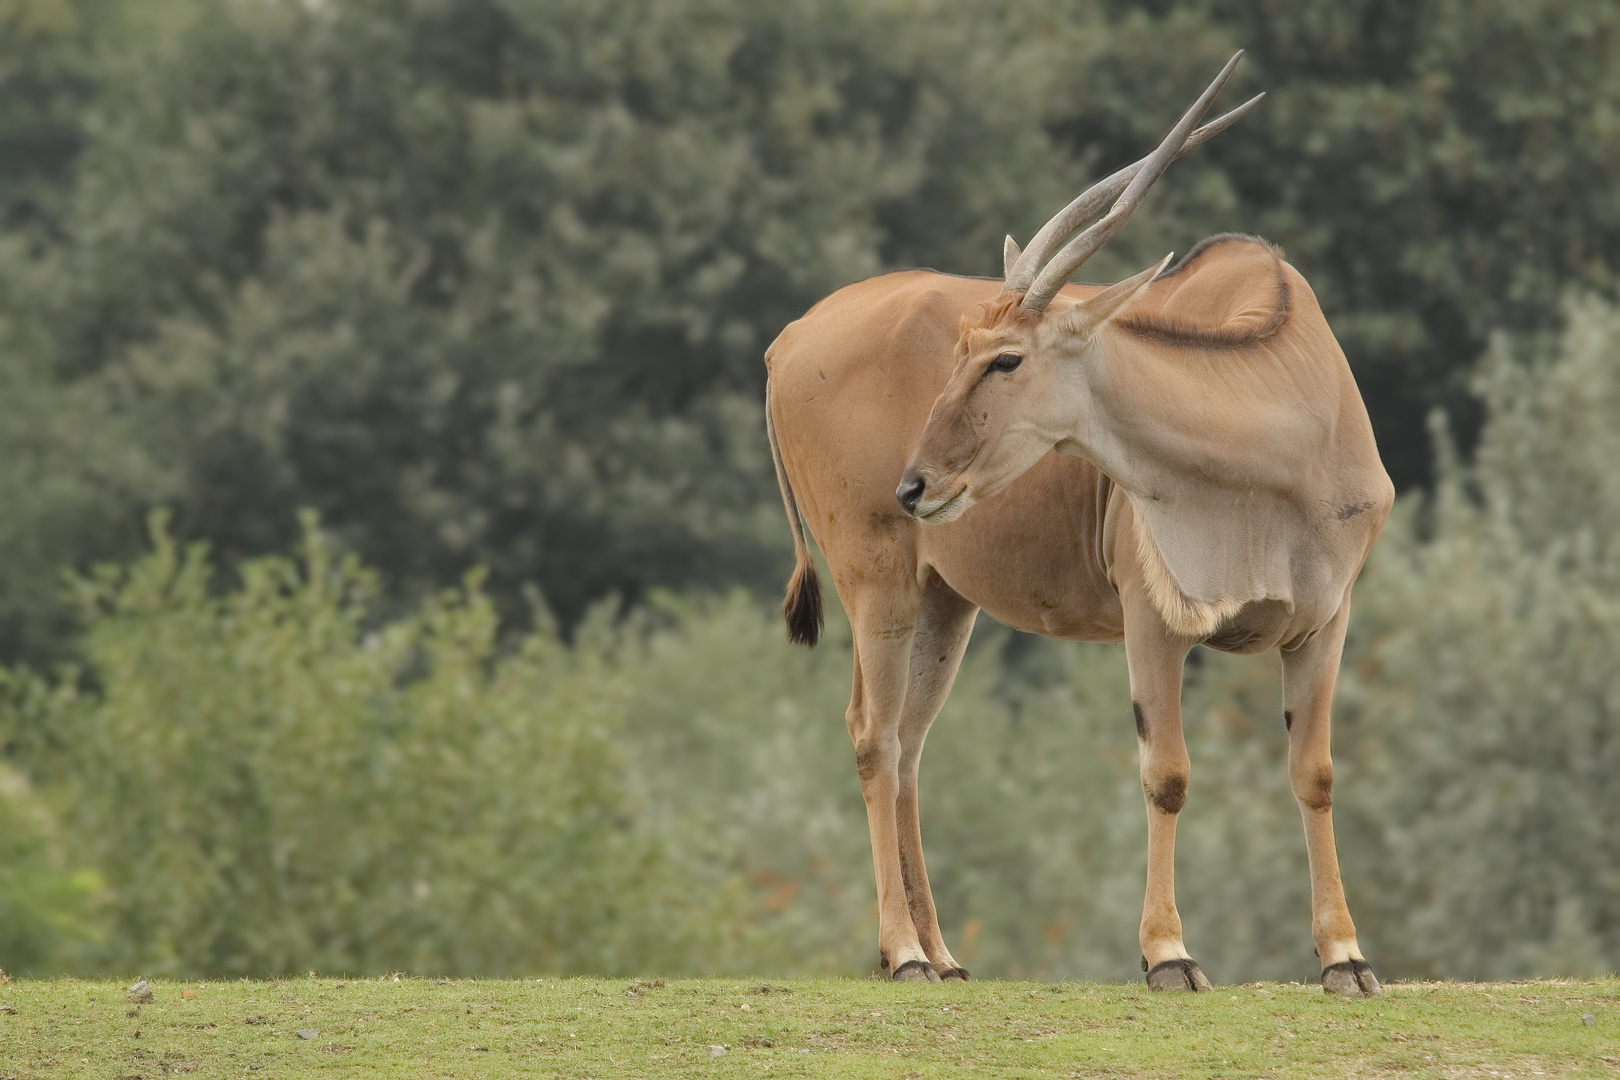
[1280,600,1381,996]
[1123,601,1209,991]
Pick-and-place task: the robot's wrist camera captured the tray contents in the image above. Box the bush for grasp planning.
[7,296,1618,980]
[1331,297,1620,978]
[0,762,100,975]
[4,514,741,977]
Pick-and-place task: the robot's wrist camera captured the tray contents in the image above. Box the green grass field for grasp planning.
[1,975,1615,1079]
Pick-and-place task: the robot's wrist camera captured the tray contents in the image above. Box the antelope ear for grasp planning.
[1056,252,1174,336]
[1003,235,1022,278]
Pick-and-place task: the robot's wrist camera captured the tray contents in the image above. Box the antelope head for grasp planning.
[897,53,1261,523]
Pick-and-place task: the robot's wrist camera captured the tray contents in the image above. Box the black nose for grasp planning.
[896,471,926,515]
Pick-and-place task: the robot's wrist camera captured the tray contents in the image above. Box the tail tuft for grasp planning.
[767,376,823,648]
[782,560,823,648]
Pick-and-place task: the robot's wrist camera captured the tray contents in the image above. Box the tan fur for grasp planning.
[1131,516,1244,638]
[1116,234,1290,348]
[766,235,1393,991]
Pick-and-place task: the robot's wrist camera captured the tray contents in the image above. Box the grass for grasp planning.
[0,975,1616,1079]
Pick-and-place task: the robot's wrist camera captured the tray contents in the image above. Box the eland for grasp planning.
[763,53,1393,995]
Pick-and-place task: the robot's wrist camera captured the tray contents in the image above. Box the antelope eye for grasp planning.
[989,352,1023,373]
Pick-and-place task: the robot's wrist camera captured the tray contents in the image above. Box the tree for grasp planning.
[1060,0,1620,486]
[6,0,1620,667]
[3,516,744,976]
[0,0,91,232]
[1,0,1087,653]
[1331,297,1620,977]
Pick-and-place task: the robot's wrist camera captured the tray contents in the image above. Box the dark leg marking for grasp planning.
[891,959,942,984]
[854,740,883,783]
[1321,958,1381,997]
[1146,958,1211,992]
[1301,767,1332,811]
[1133,702,1147,739]
[1284,710,1294,731]
[1149,775,1187,815]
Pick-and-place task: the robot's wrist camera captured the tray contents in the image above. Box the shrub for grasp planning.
[1332,298,1620,978]
[4,514,738,977]
[7,301,1617,980]
[0,762,100,975]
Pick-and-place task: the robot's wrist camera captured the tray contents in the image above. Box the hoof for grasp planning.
[1145,958,1211,992]
[892,959,942,983]
[937,966,970,982]
[1321,959,1381,997]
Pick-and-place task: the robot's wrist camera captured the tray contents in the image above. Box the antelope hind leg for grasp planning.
[1281,600,1382,996]
[893,575,979,981]
[845,595,941,983]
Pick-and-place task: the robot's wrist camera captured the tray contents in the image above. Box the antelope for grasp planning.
[764,53,1393,995]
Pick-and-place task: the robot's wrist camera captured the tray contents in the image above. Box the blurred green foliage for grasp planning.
[0,0,91,230]
[3,299,1617,980]
[1,0,1617,981]
[1332,297,1620,978]
[4,0,1619,662]
[0,762,100,972]
[1152,0,1620,481]
[0,0,1080,660]
[2,513,748,976]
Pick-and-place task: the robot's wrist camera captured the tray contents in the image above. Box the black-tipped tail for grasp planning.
[783,559,823,647]
[766,377,823,648]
